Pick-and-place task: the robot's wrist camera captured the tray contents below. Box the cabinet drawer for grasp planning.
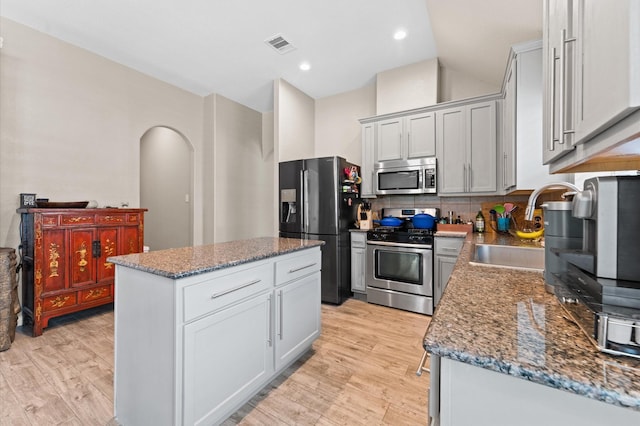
[43,293,77,311]
[183,262,273,322]
[80,285,112,303]
[351,232,367,248]
[98,214,126,224]
[275,249,321,285]
[60,214,95,226]
[435,237,464,256]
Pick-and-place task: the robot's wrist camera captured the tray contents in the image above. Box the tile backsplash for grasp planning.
[368,194,532,223]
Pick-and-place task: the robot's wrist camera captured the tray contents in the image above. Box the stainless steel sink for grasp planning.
[470,243,544,272]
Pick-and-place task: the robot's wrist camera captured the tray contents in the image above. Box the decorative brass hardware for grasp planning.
[50,295,70,308]
[76,241,88,272]
[48,242,60,277]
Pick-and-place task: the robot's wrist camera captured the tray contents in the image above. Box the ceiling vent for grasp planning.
[265,34,296,54]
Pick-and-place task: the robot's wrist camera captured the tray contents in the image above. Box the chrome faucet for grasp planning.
[524,182,581,221]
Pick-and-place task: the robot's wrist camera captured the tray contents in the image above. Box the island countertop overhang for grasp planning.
[107,236,324,279]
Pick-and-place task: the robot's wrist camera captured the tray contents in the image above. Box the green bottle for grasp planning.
[475,211,485,233]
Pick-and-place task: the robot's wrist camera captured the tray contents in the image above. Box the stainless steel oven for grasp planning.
[365,207,437,315]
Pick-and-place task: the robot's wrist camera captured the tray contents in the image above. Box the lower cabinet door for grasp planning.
[182,291,274,426]
[435,256,458,307]
[275,272,321,370]
[351,246,366,293]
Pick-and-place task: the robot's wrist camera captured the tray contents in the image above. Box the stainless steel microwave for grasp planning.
[374,158,437,195]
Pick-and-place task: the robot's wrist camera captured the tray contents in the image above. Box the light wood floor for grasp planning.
[0,299,431,425]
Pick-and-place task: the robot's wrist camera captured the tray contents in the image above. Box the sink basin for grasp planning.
[470,244,544,272]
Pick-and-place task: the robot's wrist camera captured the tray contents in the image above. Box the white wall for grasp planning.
[314,85,376,165]
[0,18,205,250]
[439,66,501,102]
[275,79,315,162]
[211,95,273,243]
[376,58,440,114]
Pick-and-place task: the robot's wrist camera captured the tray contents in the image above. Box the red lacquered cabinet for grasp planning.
[18,208,146,336]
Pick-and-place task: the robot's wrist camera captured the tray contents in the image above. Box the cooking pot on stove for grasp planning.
[412,214,435,229]
[376,217,404,227]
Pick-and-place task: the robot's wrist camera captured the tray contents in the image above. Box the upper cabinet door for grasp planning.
[467,101,497,193]
[406,112,436,159]
[437,107,467,194]
[542,0,576,164]
[574,0,640,143]
[376,118,403,162]
[360,123,376,197]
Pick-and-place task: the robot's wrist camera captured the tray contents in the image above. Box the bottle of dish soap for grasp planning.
[475,211,485,233]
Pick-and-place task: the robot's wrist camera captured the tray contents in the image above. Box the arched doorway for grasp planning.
[140,126,193,250]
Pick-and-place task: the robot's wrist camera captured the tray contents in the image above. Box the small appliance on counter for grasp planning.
[542,201,583,293]
[553,175,640,359]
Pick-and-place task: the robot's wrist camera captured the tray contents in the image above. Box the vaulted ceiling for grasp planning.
[0,0,542,112]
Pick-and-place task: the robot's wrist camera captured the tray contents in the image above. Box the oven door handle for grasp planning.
[367,240,433,249]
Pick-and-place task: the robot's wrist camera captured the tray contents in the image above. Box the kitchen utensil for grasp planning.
[504,202,515,214]
[493,205,505,217]
[379,217,404,227]
[412,213,435,229]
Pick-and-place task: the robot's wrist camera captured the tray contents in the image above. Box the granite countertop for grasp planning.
[424,233,640,411]
[107,237,323,279]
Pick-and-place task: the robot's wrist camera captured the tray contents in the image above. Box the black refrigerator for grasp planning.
[279,156,360,304]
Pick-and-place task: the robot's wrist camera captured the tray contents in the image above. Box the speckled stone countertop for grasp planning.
[424,232,640,411]
[108,237,323,279]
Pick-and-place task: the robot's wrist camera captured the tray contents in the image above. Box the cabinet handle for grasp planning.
[462,164,467,192]
[561,28,576,139]
[288,262,316,274]
[467,164,472,191]
[441,247,459,252]
[503,152,507,188]
[267,294,273,347]
[92,240,101,258]
[210,279,261,299]
[550,47,558,150]
[278,290,283,340]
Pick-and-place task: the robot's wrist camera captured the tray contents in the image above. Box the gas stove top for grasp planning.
[366,227,435,245]
[366,206,439,246]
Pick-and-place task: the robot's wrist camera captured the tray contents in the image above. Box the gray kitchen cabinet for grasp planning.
[360,122,376,197]
[502,40,571,192]
[114,246,322,426]
[437,99,498,195]
[542,0,577,164]
[573,0,640,143]
[502,58,517,190]
[543,0,640,172]
[350,231,367,295]
[183,290,273,426]
[376,111,436,162]
[434,236,464,307]
[274,269,321,370]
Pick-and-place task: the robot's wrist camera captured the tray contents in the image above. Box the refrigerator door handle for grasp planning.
[303,169,310,233]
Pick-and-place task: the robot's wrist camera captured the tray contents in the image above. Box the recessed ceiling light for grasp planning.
[299,62,311,71]
[393,29,407,40]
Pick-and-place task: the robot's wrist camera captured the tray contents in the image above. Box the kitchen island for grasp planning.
[424,233,640,426]
[108,237,323,426]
